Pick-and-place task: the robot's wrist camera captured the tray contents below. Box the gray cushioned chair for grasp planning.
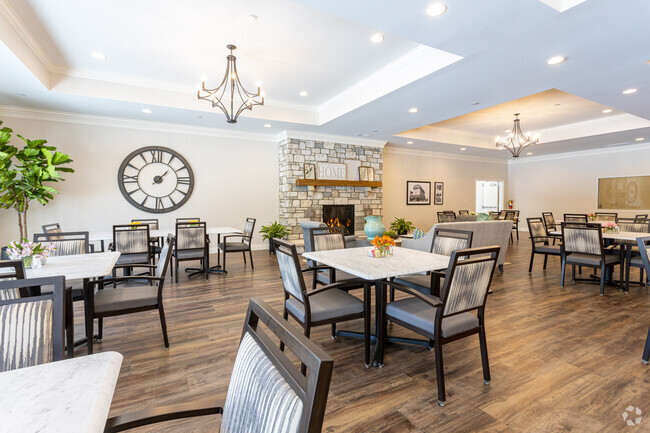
[307,226,365,290]
[635,236,650,364]
[84,235,174,354]
[0,259,27,300]
[0,275,65,372]
[273,239,371,367]
[560,222,622,295]
[172,221,208,282]
[104,298,334,433]
[616,218,650,292]
[379,246,500,406]
[526,217,561,272]
[218,217,255,273]
[542,212,562,245]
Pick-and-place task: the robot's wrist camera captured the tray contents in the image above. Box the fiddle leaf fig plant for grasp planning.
[0,120,74,240]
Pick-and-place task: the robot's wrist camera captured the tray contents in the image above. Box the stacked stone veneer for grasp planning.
[278,137,383,241]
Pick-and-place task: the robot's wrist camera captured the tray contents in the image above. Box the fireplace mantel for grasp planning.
[296,179,382,187]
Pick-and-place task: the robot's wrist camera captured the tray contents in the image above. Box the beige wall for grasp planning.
[508,145,650,227]
[382,146,509,232]
[0,115,279,250]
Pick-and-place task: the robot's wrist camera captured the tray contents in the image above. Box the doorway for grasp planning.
[476,180,504,214]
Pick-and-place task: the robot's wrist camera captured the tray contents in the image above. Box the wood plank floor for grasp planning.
[73,240,650,432]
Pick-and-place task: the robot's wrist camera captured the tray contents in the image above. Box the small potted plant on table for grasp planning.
[389,217,415,236]
[260,222,291,254]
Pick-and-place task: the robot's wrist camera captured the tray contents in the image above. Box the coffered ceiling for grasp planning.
[1,0,649,159]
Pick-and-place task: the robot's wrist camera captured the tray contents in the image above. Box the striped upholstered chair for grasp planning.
[104,298,334,432]
[560,222,622,295]
[526,217,562,272]
[308,226,364,290]
[393,228,472,297]
[635,236,650,364]
[273,239,371,367]
[33,231,91,256]
[0,276,65,372]
[112,224,152,282]
[379,246,500,406]
[218,217,256,273]
[41,222,63,239]
[0,259,26,300]
[172,221,208,282]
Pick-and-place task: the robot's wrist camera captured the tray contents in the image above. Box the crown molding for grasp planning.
[0,105,278,142]
[508,141,650,164]
[276,130,387,148]
[384,144,508,164]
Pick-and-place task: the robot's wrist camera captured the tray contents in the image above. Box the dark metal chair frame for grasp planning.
[560,222,623,295]
[307,226,363,291]
[33,231,92,254]
[635,214,649,222]
[635,236,650,364]
[526,217,562,272]
[41,222,62,234]
[104,297,334,433]
[437,211,456,223]
[173,221,209,282]
[176,217,201,223]
[219,217,256,273]
[563,213,588,223]
[112,224,153,272]
[458,210,470,215]
[379,246,499,406]
[541,212,562,245]
[595,212,618,221]
[84,235,175,354]
[132,219,162,259]
[616,218,650,292]
[273,239,371,367]
[0,275,66,369]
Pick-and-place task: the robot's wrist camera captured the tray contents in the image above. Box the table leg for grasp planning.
[185,233,227,274]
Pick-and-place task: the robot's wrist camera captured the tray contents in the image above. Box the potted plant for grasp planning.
[389,217,415,236]
[384,230,399,239]
[259,221,291,254]
[0,120,74,241]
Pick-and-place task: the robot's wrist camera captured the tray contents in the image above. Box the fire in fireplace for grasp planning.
[323,205,355,235]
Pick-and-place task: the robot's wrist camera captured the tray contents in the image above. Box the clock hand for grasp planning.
[152,170,170,185]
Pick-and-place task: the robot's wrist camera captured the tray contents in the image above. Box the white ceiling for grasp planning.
[1,0,650,158]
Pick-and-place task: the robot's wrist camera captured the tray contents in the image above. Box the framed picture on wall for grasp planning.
[359,167,369,181]
[406,180,431,205]
[434,182,444,205]
[304,163,316,180]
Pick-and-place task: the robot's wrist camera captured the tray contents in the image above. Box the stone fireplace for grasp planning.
[323,204,355,235]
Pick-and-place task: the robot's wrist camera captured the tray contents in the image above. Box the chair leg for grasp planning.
[478,327,491,384]
[280,307,289,352]
[175,258,179,283]
[389,287,395,302]
[642,326,650,364]
[572,264,576,283]
[65,290,74,358]
[434,340,446,406]
[84,307,94,355]
[301,326,311,375]
[223,250,227,273]
[543,254,549,270]
[600,263,606,296]
[528,251,535,272]
[97,317,103,343]
[364,282,371,368]
[159,305,170,349]
[331,323,336,339]
[560,256,566,288]
[249,249,254,270]
[516,227,519,240]
[242,251,246,264]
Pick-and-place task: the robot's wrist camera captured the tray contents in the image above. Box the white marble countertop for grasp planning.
[0,351,123,433]
[549,230,649,241]
[25,252,120,281]
[90,226,241,242]
[303,246,450,281]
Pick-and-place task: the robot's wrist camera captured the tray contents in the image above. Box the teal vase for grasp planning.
[364,215,385,240]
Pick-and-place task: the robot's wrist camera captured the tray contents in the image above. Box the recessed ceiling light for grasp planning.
[263,123,272,128]
[471,101,480,105]
[406,141,414,144]
[602,109,613,113]
[141,108,152,114]
[426,3,447,17]
[299,90,309,97]
[623,88,638,94]
[460,148,466,151]
[248,14,258,21]
[91,52,106,60]
[635,137,644,141]
[408,107,418,113]
[370,33,384,43]
[526,152,533,155]
[547,56,566,65]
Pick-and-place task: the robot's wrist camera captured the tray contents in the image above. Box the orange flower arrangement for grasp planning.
[371,235,395,249]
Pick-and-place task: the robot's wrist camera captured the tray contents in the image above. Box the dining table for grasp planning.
[0,351,123,433]
[302,246,450,366]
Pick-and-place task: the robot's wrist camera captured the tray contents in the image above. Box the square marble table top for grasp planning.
[303,246,450,281]
[25,251,120,280]
[0,351,123,433]
[549,230,649,241]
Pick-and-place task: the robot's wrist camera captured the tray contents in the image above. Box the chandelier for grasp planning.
[495,113,539,157]
[197,45,264,124]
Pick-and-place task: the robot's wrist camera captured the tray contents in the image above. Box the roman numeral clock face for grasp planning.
[118,146,194,213]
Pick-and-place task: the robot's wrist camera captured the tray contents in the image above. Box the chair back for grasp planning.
[175,222,207,251]
[635,236,650,276]
[542,212,556,232]
[41,223,63,240]
[635,214,648,222]
[439,247,499,318]
[437,212,456,223]
[0,260,26,300]
[273,239,308,304]
[564,213,588,224]
[561,222,603,255]
[595,212,617,222]
[310,226,346,253]
[504,210,516,221]
[431,228,473,255]
[156,235,175,279]
[220,298,333,433]
[489,212,500,220]
[113,224,151,255]
[526,217,549,244]
[616,218,650,233]
[0,276,65,372]
[242,217,256,246]
[458,210,469,215]
[132,219,159,230]
[33,231,90,256]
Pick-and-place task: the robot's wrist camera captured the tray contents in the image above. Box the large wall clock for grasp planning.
[118,146,194,213]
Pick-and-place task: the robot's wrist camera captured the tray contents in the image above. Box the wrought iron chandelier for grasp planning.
[197,44,264,124]
[495,113,539,157]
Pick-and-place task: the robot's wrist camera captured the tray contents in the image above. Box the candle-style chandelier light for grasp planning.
[495,113,539,157]
[197,44,264,124]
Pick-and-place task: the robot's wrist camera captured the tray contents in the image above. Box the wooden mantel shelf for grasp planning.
[296,179,382,187]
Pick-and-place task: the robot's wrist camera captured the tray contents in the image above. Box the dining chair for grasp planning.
[176,217,201,223]
[33,231,91,256]
[132,218,159,230]
[132,219,162,259]
[112,224,152,274]
[0,276,65,372]
[218,217,256,273]
[84,235,174,354]
[458,210,470,215]
[104,298,334,433]
[618,219,650,292]
[635,236,650,364]
[437,212,456,223]
[504,210,517,243]
[512,210,520,240]
[172,221,208,282]
[563,213,588,224]
[379,246,500,406]
[526,217,561,272]
[560,222,622,295]
[635,214,649,222]
[595,212,618,222]
[489,211,500,220]
[0,259,27,300]
[41,223,63,240]
[273,239,371,367]
[393,228,473,297]
[541,212,562,244]
[307,226,364,290]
